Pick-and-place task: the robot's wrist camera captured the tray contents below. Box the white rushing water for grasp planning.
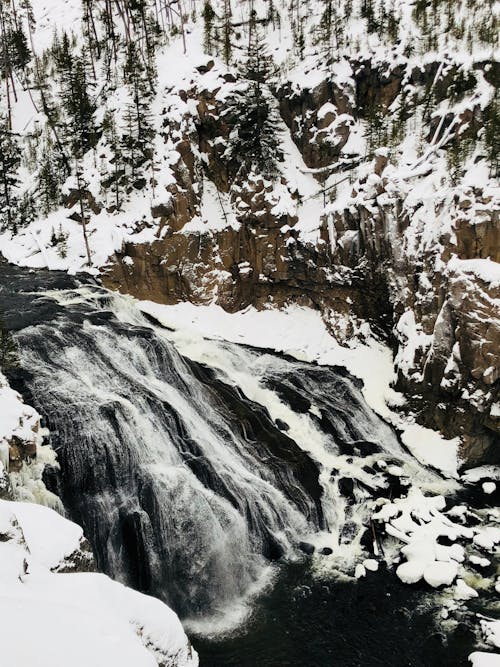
[14,285,448,631]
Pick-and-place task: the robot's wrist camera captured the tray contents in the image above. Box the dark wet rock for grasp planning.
[353,440,382,456]
[337,441,356,456]
[338,477,355,502]
[275,419,290,432]
[299,541,315,555]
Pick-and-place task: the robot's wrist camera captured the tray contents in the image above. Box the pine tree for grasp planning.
[121,42,155,185]
[0,117,21,233]
[203,0,216,53]
[483,93,499,177]
[102,110,124,209]
[223,12,282,178]
[37,134,62,215]
[56,34,96,157]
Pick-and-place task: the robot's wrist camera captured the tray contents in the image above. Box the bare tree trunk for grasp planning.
[75,162,92,267]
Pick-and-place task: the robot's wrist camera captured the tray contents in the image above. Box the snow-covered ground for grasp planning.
[0,499,198,667]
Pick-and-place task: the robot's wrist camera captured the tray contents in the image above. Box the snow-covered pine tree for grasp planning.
[223,11,282,179]
[101,110,124,209]
[203,0,216,54]
[0,116,21,233]
[37,134,62,215]
[121,41,155,187]
[55,34,96,158]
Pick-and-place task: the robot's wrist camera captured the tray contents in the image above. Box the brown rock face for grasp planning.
[8,435,37,473]
[103,225,376,331]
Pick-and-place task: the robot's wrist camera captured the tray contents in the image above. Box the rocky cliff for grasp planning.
[101,55,499,466]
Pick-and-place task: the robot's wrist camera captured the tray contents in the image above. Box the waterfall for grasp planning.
[2,270,442,630]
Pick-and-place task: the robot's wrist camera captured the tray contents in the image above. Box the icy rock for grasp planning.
[354,564,366,579]
[454,579,478,600]
[469,555,490,568]
[480,618,500,649]
[482,482,496,495]
[363,558,379,572]
[473,527,500,551]
[299,541,315,555]
[423,561,459,588]
[396,561,424,584]
[469,652,500,666]
[462,467,500,484]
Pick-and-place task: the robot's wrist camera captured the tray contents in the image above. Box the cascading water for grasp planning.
[1,262,442,631]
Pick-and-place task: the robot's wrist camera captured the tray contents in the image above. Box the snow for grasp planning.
[31,0,83,53]
[362,558,379,572]
[6,500,82,570]
[354,563,366,578]
[481,619,500,650]
[454,578,478,600]
[448,258,500,289]
[423,561,459,588]
[0,372,41,446]
[473,527,500,551]
[462,467,500,484]
[400,425,460,478]
[372,487,476,588]
[0,500,198,667]
[469,555,490,568]
[482,482,497,495]
[469,653,500,667]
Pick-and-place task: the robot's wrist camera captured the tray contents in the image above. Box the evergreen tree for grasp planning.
[121,42,155,184]
[3,24,31,71]
[203,0,216,53]
[0,117,21,233]
[483,93,499,177]
[223,12,282,178]
[56,34,97,157]
[222,0,232,64]
[37,134,62,215]
[102,110,124,208]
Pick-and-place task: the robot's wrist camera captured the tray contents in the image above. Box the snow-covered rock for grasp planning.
[0,500,198,667]
[0,372,59,506]
[469,653,500,667]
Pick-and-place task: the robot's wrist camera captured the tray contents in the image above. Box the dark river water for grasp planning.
[192,562,479,667]
[0,261,496,667]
